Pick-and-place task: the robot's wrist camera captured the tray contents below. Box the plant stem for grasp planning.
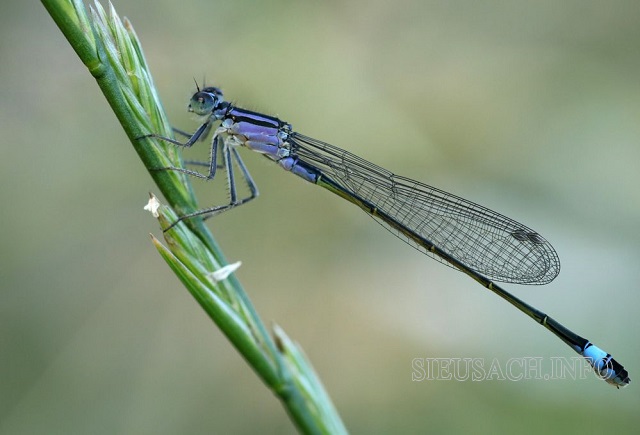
[42,1,348,433]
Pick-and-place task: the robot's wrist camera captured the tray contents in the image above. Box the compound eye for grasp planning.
[201,86,223,99]
[188,92,216,115]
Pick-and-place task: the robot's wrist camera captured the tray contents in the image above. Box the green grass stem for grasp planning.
[42,1,348,433]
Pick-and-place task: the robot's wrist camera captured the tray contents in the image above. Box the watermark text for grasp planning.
[411,356,608,383]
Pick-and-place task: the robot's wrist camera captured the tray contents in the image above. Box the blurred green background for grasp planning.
[2,0,639,433]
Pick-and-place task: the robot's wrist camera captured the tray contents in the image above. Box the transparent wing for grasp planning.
[290,133,560,285]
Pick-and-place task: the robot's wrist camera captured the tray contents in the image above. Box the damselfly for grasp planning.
[144,83,629,388]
